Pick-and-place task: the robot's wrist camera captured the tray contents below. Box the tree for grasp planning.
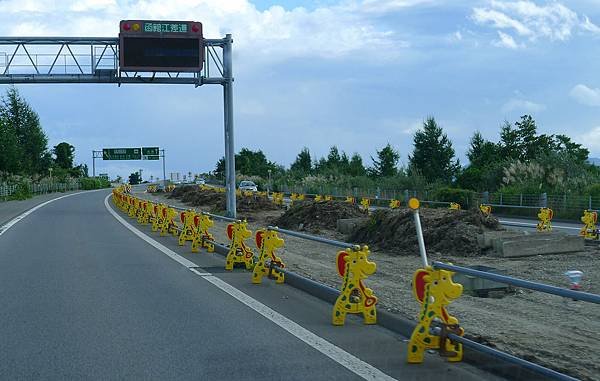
[348,153,366,176]
[235,148,277,177]
[467,131,499,168]
[0,87,50,175]
[408,117,459,183]
[214,157,225,179]
[128,172,141,185]
[370,143,399,177]
[0,116,20,173]
[290,147,312,174]
[53,142,75,169]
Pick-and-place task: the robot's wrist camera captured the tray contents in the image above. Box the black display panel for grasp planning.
[121,37,202,71]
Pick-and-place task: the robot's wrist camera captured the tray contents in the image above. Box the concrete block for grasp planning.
[336,218,369,235]
[498,233,585,258]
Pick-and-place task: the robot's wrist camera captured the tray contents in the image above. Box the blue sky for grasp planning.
[1,0,600,180]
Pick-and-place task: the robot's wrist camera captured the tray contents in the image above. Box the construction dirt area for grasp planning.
[139,186,600,381]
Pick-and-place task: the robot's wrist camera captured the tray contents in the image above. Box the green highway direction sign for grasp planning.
[103,147,160,160]
[142,147,160,160]
[103,148,141,160]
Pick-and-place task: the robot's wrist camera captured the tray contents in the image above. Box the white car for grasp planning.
[195,178,206,185]
[238,180,258,192]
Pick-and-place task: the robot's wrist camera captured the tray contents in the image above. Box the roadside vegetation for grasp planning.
[208,115,600,210]
[0,87,109,200]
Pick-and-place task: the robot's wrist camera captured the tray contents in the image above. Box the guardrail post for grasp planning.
[590,195,593,210]
[482,191,489,204]
[540,192,547,208]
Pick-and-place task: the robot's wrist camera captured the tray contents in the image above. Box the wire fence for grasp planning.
[277,184,600,219]
[0,181,80,201]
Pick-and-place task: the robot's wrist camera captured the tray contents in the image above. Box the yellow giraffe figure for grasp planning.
[191,214,215,253]
[252,230,285,284]
[225,221,254,271]
[449,202,461,210]
[178,210,197,246]
[580,210,598,240]
[537,207,553,231]
[346,196,356,204]
[332,246,378,326]
[159,207,178,237]
[360,198,370,213]
[152,204,165,232]
[389,199,401,209]
[407,266,464,364]
[479,204,492,216]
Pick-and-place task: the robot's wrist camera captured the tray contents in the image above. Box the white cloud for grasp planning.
[569,84,600,107]
[0,0,409,62]
[493,31,524,49]
[471,1,600,48]
[577,126,600,152]
[502,98,546,113]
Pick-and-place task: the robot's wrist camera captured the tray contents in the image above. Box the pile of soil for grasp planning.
[273,200,366,231]
[168,185,278,213]
[350,208,502,256]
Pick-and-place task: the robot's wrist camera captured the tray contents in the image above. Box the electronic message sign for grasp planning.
[103,148,141,160]
[119,20,203,72]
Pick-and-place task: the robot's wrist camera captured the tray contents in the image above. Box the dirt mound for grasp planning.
[350,208,502,257]
[169,186,279,213]
[168,185,196,199]
[273,201,366,231]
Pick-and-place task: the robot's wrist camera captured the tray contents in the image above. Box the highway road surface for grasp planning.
[0,189,505,380]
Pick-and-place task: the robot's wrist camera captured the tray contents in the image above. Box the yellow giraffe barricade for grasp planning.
[324,195,333,201]
[191,214,215,253]
[346,196,356,205]
[137,200,152,225]
[178,209,197,246]
[127,196,137,218]
[407,266,464,364]
[360,198,370,213]
[272,192,284,206]
[537,207,553,232]
[159,207,178,237]
[580,210,598,240]
[332,245,377,326]
[314,194,323,202]
[449,202,461,210]
[479,204,492,216]
[389,199,401,209]
[252,230,285,284]
[152,204,165,232]
[225,220,254,271]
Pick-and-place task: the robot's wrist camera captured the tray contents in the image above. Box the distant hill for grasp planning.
[588,157,600,166]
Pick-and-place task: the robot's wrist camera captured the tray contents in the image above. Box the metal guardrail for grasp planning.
[268,226,359,249]
[440,328,578,381]
[432,261,600,304]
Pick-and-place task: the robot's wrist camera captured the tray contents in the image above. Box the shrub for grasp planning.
[432,187,476,209]
[80,177,111,190]
[8,182,32,200]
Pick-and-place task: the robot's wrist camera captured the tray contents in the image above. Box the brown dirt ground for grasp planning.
[136,190,599,381]
[273,200,367,232]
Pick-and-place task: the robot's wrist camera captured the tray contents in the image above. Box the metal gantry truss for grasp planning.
[0,34,238,217]
[0,36,228,85]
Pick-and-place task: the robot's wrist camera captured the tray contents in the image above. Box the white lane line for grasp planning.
[104,194,397,381]
[499,220,581,231]
[103,194,198,269]
[0,190,100,237]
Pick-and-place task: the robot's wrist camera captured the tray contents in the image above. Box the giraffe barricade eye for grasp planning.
[434,281,438,285]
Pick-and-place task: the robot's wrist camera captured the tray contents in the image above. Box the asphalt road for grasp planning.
[0,189,503,380]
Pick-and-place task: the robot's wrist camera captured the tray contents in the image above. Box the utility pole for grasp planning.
[223,34,236,218]
[139,169,143,182]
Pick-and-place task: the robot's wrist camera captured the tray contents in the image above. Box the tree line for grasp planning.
[0,87,89,181]
[211,115,599,196]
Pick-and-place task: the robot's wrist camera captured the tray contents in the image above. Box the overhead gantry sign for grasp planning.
[0,20,238,217]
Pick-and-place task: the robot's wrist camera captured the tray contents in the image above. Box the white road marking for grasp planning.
[0,190,100,237]
[103,194,198,269]
[104,194,397,381]
[499,220,581,231]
